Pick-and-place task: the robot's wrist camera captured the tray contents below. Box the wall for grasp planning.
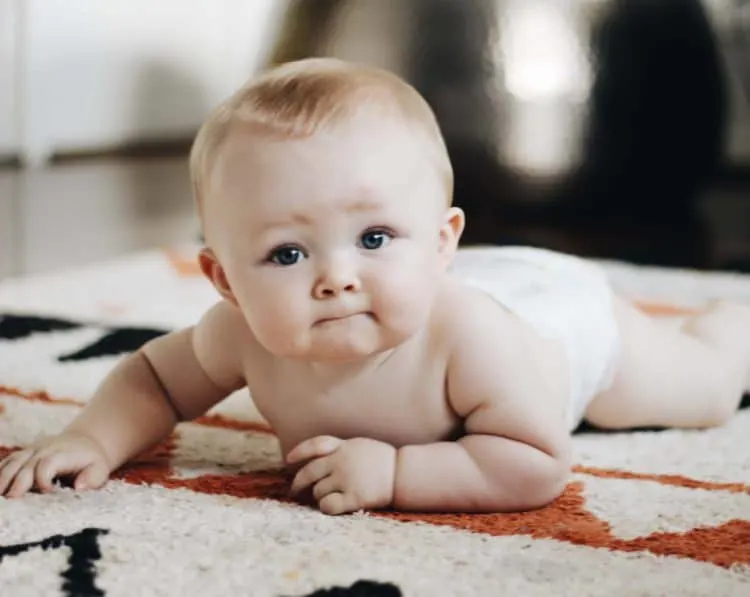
[0,0,290,277]
[2,0,284,164]
[0,0,18,156]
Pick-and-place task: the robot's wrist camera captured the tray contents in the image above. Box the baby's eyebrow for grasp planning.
[342,197,382,213]
[260,212,314,230]
[260,197,383,231]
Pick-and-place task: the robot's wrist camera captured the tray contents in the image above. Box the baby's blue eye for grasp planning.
[360,230,392,250]
[270,246,304,266]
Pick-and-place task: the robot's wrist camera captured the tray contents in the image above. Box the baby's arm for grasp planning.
[72,300,246,470]
[393,297,571,512]
[0,301,246,496]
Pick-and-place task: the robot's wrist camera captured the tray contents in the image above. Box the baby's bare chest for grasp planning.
[250,359,461,455]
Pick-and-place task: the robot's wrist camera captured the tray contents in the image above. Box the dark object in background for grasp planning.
[267,0,750,268]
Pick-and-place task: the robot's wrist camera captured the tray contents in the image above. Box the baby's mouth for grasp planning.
[315,312,373,326]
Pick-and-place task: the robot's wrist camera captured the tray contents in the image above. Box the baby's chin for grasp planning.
[284,337,392,362]
[271,327,412,363]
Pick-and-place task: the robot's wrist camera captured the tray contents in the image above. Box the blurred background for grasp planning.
[0,0,748,279]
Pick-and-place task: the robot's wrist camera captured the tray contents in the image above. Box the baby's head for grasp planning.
[191,58,464,362]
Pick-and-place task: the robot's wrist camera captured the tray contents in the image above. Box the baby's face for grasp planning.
[206,118,459,362]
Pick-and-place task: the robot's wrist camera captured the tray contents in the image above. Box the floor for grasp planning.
[0,156,198,279]
[1,155,749,280]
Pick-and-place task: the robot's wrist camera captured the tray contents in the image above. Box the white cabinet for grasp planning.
[0,0,19,157]
[19,0,284,164]
[0,172,18,278]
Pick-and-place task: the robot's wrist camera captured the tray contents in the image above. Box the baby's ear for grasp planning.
[438,206,465,264]
[198,248,239,306]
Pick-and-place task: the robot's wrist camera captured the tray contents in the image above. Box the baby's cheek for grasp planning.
[243,292,308,349]
[372,268,436,327]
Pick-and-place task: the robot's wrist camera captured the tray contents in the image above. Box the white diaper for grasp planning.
[453,246,621,431]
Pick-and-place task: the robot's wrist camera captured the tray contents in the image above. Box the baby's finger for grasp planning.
[312,475,340,502]
[290,457,333,496]
[5,463,36,498]
[35,450,104,493]
[318,491,357,516]
[0,451,33,495]
[74,461,109,491]
[34,453,73,493]
[286,436,342,465]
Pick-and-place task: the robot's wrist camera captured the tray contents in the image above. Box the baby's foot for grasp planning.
[704,300,750,395]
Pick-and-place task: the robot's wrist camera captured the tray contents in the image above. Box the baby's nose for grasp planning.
[313,265,361,299]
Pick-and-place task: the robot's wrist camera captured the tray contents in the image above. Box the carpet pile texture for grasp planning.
[0,246,748,596]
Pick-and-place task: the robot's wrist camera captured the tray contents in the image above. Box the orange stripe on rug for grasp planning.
[125,460,750,569]
[0,445,19,459]
[110,438,750,570]
[117,467,292,502]
[0,385,84,407]
[2,437,747,569]
[193,413,274,434]
[165,250,202,278]
[632,300,699,317]
[574,465,750,494]
[611,519,750,569]
[380,483,750,569]
[110,434,290,501]
[0,385,273,434]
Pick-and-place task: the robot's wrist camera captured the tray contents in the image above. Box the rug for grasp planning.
[0,245,748,597]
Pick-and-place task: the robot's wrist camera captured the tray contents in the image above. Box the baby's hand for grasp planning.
[286,436,397,515]
[0,432,111,498]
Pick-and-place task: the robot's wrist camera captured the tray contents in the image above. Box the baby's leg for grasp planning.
[585,297,750,430]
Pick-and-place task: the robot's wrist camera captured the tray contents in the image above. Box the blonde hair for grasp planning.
[189,58,453,223]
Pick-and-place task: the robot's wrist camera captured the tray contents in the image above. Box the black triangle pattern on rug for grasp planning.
[0,527,109,597]
[0,314,83,340]
[0,528,402,597]
[295,580,402,597]
[1,311,749,416]
[0,313,169,362]
[57,328,168,362]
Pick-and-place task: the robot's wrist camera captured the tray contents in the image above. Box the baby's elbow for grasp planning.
[517,455,571,510]
[531,464,570,508]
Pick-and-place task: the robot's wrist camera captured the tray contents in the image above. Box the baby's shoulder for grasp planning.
[431,278,527,352]
[193,300,268,370]
[434,277,569,424]
[195,300,251,343]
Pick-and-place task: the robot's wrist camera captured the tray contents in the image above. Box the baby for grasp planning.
[1,58,748,514]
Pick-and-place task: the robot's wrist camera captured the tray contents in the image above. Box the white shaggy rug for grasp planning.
[0,245,748,597]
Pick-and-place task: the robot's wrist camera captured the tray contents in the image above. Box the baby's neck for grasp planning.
[303,346,399,386]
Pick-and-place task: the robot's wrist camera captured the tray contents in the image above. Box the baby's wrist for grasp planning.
[389,445,403,509]
[65,428,114,469]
